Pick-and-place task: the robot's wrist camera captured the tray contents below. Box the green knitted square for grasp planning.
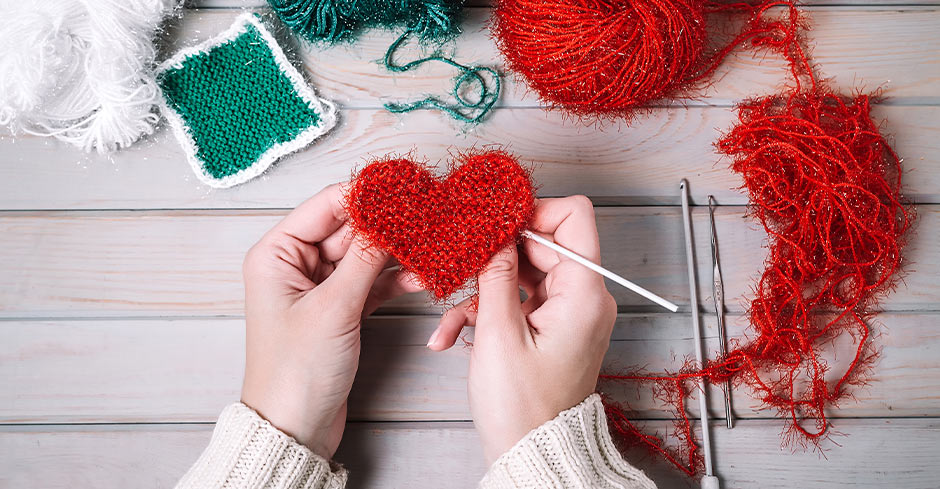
[157,13,336,188]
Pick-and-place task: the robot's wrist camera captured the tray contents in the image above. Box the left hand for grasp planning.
[240,184,420,459]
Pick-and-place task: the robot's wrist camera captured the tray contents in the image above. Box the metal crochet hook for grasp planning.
[709,196,735,430]
[680,181,720,489]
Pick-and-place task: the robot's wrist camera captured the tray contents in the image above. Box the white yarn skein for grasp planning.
[0,0,176,153]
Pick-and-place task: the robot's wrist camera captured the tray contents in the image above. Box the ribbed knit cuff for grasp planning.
[479,393,657,489]
[175,403,347,489]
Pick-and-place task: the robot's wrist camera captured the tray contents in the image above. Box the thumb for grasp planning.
[323,238,389,307]
[476,245,526,343]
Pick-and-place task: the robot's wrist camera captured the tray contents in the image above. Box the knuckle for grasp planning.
[481,255,516,282]
[323,182,346,200]
[568,194,595,215]
[242,242,268,277]
[600,290,617,315]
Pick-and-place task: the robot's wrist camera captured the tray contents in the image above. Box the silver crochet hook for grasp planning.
[709,196,735,429]
[680,181,720,489]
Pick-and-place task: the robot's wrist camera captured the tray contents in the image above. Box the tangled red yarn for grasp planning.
[345,150,535,301]
[589,1,913,478]
[491,0,808,118]
[602,89,913,476]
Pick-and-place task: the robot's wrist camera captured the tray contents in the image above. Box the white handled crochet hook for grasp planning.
[680,180,720,489]
[522,229,679,312]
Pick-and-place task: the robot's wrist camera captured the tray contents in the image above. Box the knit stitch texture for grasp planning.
[157,13,336,188]
[176,394,656,488]
[479,394,658,489]
[174,402,347,489]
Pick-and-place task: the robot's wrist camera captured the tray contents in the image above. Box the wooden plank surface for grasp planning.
[2,7,938,210]
[2,419,939,489]
[1,105,935,209]
[156,8,940,107]
[2,313,936,424]
[3,0,938,487]
[0,206,931,318]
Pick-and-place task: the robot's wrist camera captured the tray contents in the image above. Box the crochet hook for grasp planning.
[680,180,720,489]
[521,230,679,312]
[709,196,735,429]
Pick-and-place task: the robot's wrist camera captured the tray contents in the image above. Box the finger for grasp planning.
[476,245,527,344]
[526,196,602,272]
[517,251,546,298]
[319,225,401,268]
[322,238,390,306]
[318,223,354,263]
[428,298,477,351]
[311,260,335,285]
[362,269,424,316]
[243,233,320,294]
[268,183,348,244]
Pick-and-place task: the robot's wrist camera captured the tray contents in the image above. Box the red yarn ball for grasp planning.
[491,0,709,116]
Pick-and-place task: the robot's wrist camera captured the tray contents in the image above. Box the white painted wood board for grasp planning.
[151,8,939,108]
[0,206,931,317]
[1,1,937,487]
[2,313,936,423]
[2,419,938,488]
[1,105,935,209]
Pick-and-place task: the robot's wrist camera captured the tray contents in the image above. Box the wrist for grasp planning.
[241,383,337,459]
[476,390,598,464]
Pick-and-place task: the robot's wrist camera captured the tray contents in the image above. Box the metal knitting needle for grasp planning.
[709,196,735,429]
[521,229,679,312]
[680,180,720,489]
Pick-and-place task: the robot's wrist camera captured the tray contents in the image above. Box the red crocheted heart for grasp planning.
[346,150,535,300]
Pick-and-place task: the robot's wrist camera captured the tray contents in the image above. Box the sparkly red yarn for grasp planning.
[345,150,535,301]
[490,0,808,118]
[592,2,913,476]
[600,89,912,477]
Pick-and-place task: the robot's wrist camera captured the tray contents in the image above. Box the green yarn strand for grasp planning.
[267,0,497,122]
[268,0,464,43]
[382,30,499,124]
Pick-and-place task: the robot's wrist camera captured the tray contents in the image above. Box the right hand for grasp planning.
[427,196,617,463]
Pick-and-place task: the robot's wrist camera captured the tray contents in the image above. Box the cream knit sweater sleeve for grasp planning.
[174,403,347,489]
[479,393,657,489]
[176,393,655,489]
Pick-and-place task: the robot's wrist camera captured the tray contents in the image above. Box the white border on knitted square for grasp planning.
[156,12,337,189]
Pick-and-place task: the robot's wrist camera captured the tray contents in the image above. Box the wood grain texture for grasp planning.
[2,1,938,486]
[156,8,940,108]
[1,105,935,209]
[0,206,931,317]
[2,313,936,424]
[2,419,939,489]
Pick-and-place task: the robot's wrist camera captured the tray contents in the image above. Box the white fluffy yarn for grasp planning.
[0,0,176,153]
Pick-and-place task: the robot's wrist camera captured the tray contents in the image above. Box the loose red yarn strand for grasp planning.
[592,2,913,479]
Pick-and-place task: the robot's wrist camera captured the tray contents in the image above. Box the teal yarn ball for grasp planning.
[267,0,466,43]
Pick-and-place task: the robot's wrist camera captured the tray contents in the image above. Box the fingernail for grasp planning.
[427,326,441,349]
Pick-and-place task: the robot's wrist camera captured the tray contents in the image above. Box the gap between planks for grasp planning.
[0,206,934,317]
[3,313,937,423]
[2,419,939,489]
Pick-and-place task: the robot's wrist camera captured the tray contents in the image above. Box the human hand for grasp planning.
[427,196,617,463]
[240,184,420,459]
